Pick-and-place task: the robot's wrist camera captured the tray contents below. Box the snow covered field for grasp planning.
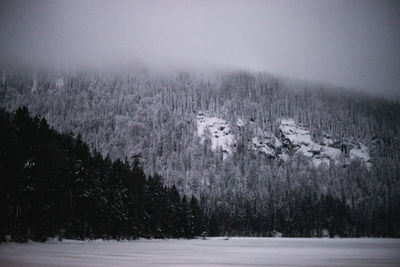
[1,238,399,266]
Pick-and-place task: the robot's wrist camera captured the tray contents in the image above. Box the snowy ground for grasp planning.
[1,238,399,266]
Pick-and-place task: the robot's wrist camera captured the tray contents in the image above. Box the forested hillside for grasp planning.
[1,68,400,237]
[0,107,206,241]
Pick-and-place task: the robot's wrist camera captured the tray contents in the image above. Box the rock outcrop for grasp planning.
[196,114,372,168]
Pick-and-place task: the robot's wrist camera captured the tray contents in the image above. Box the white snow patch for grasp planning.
[321,146,342,160]
[350,144,372,168]
[280,119,313,147]
[297,145,314,158]
[197,114,234,156]
[323,134,335,146]
[279,118,371,168]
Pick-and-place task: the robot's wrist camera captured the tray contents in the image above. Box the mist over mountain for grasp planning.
[1,0,400,98]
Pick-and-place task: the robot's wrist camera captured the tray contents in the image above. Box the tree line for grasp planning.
[0,107,204,241]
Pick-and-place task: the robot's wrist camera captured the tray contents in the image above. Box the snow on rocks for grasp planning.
[196,113,372,168]
[196,113,234,156]
[250,131,282,158]
[279,118,372,168]
[251,137,275,157]
[280,119,313,148]
[241,119,281,158]
[196,114,280,159]
[350,144,372,168]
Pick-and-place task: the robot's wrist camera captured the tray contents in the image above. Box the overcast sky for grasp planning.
[0,0,399,98]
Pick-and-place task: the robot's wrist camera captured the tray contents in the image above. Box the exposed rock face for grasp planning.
[278,118,372,168]
[237,118,282,158]
[196,113,234,156]
[280,119,314,149]
[196,114,372,168]
[251,136,277,158]
[279,119,341,166]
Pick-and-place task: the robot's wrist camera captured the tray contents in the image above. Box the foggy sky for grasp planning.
[1,0,399,98]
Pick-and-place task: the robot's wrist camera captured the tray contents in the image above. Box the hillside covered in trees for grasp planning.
[0,107,205,241]
[1,68,400,238]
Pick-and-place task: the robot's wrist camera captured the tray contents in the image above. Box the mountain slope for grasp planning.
[1,68,400,236]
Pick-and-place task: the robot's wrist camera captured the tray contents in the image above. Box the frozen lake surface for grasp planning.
[1,237,399,266]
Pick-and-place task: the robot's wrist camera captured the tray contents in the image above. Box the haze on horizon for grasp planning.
[0,0,399,99]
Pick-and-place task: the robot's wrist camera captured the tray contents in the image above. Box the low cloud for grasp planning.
[1,0,399,98]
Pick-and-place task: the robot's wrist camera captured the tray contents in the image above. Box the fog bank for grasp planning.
[0,0,399,98]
